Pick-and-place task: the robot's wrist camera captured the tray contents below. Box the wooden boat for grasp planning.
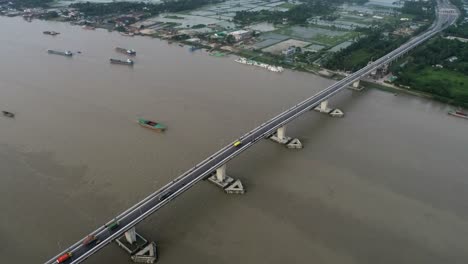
[2,111,14,118]
[448,109,468,119]
[138,118,166,132]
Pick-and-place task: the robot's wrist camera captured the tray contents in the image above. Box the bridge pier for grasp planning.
[348,79,364,91]
[125,227,137,244]
[207,164,245,194]
[353,80,360,88]
[270,125,303,148]
[314,100,344,117]
[314,100,332,113]
[116,228,150,255]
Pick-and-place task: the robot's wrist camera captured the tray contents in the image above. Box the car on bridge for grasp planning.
[233,141,242,147]
[56,252,72,263]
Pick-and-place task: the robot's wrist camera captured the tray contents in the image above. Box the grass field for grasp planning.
[278,2,295,9]
[408,67,468,97]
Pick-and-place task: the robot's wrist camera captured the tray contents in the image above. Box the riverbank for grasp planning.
[362,80,468,108]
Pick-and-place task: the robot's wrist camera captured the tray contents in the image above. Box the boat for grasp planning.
[115,47,136,55]
[43,31,60,36]
[47,50,73,56]
[448,108,468,119]
[189,46,201,52]
[235,57,284,73]
[138,118,166,132]
[120,32,134,37]
[81,25,96,30]
[2,111,14,118]
[109,58,134,65]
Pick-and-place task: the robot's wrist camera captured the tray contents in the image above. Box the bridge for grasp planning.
[45,0,459,263]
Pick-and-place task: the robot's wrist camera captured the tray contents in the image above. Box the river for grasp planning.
[0,17,468,264]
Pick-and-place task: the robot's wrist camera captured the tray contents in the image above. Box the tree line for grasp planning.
[70,0,225,17]
[10,0,53,8]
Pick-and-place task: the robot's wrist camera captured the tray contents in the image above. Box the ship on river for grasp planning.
[115,47,136,55]
[47,50,73,57]
[110,58,134,66]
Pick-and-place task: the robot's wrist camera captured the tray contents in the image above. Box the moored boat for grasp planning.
[82,25,96,30]
[110,58,134,65]
[448,109,468,119]
[115,47,136,55]
[120,32,135,37]
[138,118,166,132]
[47,50,73,56]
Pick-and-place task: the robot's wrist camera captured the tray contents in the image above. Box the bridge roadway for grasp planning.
[45,1,458,263]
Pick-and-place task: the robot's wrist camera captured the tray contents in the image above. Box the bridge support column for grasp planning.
[116,229,158,263]
[269,125,303,148]
[314,100,344,118]
[207,164,245,194]
[353,80,360,88]
[348,79,364,91]
[270,125,291,144]
[116,228,151,255]
[125,227,137,244]
[314,100,332,113]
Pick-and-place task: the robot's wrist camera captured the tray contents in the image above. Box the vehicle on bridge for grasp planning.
[56,252,72,263]
[105,220,119,231]
[233,141,242,147]
[82,235,97,246]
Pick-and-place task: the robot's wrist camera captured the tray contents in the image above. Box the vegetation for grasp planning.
[71,0,225,17]
[10,0,52,8]
[445,22,468,38]
[191,24,206,29]
[324,28,408,71]
[391,37,468,106]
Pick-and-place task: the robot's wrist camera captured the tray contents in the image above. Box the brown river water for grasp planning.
[0,16,468,264]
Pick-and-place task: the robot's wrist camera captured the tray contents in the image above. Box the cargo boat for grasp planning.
[43,31,60,36]
[47,50,73,56]
[110,58,134,65]
[138,118,166,132]
[448,109,468,119]
[115,47,136,55]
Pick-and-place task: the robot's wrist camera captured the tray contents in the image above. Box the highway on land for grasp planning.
[45,1,459,263]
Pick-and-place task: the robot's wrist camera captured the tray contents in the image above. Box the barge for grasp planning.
[110,58,134,65]
[115,47,136,55]
[47,50,73,56]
